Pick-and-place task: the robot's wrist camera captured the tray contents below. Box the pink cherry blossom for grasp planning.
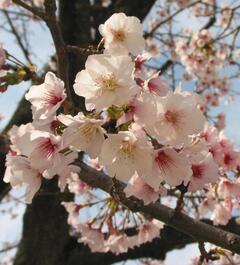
[105,234,129,254]
[25,72,66,123]
[218,178,240,199]
[136,220,163,245]
[8,123,34,155]
[145,75,169,97]
[67,172,89,196]
[212,202,232,226]
[153,92,205,146]
[150,148,192,188]
[188,153,219,192]
[124,173,166,205]
[136,91,205,146]
[4,154,41,203]
[62,202,81,228]
[42,151,79,191]
[78,224,107,252]
[25,130,62,172]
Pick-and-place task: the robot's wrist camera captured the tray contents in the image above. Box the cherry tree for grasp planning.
[0,1,240,265]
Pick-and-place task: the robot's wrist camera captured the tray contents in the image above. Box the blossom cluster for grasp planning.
[176,30,230,95]
[3,12,240,254]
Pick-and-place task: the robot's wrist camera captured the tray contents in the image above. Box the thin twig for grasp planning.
[3,10,32,64]
[12,0,45,19]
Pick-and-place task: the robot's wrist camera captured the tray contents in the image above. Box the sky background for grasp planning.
[0,1,239,264]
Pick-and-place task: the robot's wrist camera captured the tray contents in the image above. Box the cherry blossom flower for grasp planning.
[124,173,166,205]
[85,157,103,171]
[136,91,205,146]
[58,113,105,158]
[24,130,62,172]
[152,92,205,146]
[198,198,215,217]
[134,90,159,128]
[212,202,232,226]
[220,148,240,172]
[42,151,79,191]
[100,131,153,182]
[105,234,129,254]
[4,154,41,203]
[136,220,163,245]
[188,153,219,192]
[62,202,81,228]
[67,172,89,196]
[99,12,144,55]
[8,123,34,155]
[217,178,240,199]
[145,74,169,97]
[74,54,137,111]
[78,224,106,252]
[25,72,66,123]
[150,148,192,188]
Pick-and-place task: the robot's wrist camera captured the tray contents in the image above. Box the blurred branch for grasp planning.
[12,0,45,19]
[3,10,32,64]
[145,0,201,38]
[0,243,18,254]
[67,45,100,56]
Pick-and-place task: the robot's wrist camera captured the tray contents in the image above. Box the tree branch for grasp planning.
[12,0,45,19]
[3,10,32,64]
[77,161,240,255]
[145,0,201,38]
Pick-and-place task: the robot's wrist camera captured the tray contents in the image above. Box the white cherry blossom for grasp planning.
[58,113,105,158]
[74,54,137,111]
[99,12,144,55]
[100,131,153,182]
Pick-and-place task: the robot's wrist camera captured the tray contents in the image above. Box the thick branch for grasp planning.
[77,162,240,255]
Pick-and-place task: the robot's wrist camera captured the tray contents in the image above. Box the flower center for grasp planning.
[79,123,98,142]
[111,29,126,42]
[100,74,119,91]
[192,163,205,179]
[120,140,135,156]
[164,109,182,128]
